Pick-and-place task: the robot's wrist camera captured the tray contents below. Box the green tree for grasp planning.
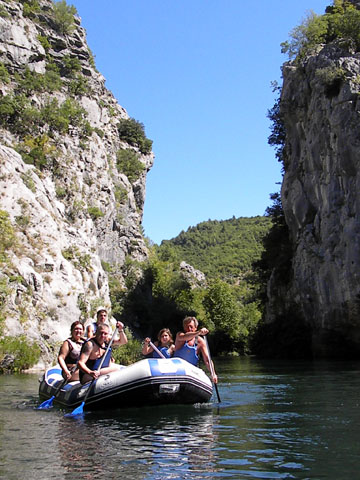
[281,11,328,60]
[53,0,77,35]
[203,279,243,353]
[116,148,145,182]
[18,134,57,169]
[281,1,360,62]
[117,118,153,154]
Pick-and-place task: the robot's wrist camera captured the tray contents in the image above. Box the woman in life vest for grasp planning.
[142,328,175,358]
[58,320,86,382]
[174,316,218,384]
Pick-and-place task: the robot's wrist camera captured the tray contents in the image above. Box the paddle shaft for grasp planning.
[203,335,221,403]
[149,341,166,359]
[55,364,77,391]
[38,366,77,409]
[81,326,118,404]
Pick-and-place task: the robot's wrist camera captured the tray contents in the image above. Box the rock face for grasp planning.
[268,36,360,356]
[0,0,153,366]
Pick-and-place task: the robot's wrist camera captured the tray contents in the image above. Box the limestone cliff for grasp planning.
[0,0,153,366]
[267,3,360,357]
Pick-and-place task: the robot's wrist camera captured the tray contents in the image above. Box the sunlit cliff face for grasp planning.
[0,0,153,367]
[266,31,360,357]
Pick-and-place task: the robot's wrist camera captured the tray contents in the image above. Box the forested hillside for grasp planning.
[158,216,272,281]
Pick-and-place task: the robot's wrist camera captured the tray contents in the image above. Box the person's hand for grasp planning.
[90,370,100,379]
[65,369,72,380]
[199,327,209,336]
[144,337,151,345]
[212,373,218,384]
[116,321,124,331]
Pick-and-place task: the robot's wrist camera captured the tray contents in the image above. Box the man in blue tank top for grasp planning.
[174,316,218,384]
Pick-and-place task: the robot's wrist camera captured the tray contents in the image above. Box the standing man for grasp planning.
[174,316,218,384]
[86,306,109,338]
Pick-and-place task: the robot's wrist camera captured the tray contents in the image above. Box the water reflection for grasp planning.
[2,359,360,479]
[214,357,360,478]
[56,405,220,479]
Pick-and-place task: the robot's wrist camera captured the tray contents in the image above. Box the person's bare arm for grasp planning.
[78,341,99,379]
[113,321,128,346]
[58,341,71,379]
[142,337,153,355]
[175,328,209,350]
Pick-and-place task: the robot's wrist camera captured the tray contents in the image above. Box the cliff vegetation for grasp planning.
[0,0,153,370]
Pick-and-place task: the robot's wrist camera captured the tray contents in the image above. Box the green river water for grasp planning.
[0,357,359,479]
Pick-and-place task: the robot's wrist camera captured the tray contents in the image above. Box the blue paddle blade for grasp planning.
[65,401,85,417]
[37,395,55,409]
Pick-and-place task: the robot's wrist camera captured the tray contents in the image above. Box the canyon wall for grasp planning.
[0,0,153,366]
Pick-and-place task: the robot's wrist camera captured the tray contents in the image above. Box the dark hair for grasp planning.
[70,320,84,333]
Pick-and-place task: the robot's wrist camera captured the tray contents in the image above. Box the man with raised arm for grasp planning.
[174,316,218,383]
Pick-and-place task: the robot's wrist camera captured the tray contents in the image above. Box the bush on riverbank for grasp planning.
[112,329,142,365]
[0,335,41,373]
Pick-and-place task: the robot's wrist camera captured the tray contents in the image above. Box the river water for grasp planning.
[0,357,359,479]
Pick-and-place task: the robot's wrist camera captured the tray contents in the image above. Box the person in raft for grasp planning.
[85,306,109,339]
[142,328,176,358]
[78,322,127,384]
[58,320,86,382]
[174,316,218,384]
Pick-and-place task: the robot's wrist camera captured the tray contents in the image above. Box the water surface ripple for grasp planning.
[1,358,359,479]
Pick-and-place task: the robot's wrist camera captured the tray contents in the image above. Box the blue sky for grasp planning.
[70,0,330,244]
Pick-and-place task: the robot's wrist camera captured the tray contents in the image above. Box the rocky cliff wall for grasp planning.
[268,35,360,356]
[0,0,153,366]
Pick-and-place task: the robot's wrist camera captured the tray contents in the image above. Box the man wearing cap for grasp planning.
[86,307,110,339]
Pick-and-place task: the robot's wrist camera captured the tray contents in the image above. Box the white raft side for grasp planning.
[181,360,213,388]
[89,358,212,396]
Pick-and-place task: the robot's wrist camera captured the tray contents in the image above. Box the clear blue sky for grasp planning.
[70,0,330,244]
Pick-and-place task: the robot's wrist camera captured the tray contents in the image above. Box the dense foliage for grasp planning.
[116,148,145,182]
[281,0,360,61]
[108,216,273,356]
[0,336,41,373]
[159,216,272,282]
[0,2,152,180]
[117,117,153,155]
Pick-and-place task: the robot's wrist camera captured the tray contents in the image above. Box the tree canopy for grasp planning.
[158,216,272,282]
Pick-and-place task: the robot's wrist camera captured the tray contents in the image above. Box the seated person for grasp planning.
[78,322,127,384]
[142,328,175,358]
[58,320,85,382]
[174,316,218,383]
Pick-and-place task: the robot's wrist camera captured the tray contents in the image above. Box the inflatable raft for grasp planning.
[38,357,213,410]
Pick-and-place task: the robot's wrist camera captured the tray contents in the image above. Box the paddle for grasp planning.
[149,341,166,359]
[203,335,221,403]
[37,365,76,409]
[65,326,118,417]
